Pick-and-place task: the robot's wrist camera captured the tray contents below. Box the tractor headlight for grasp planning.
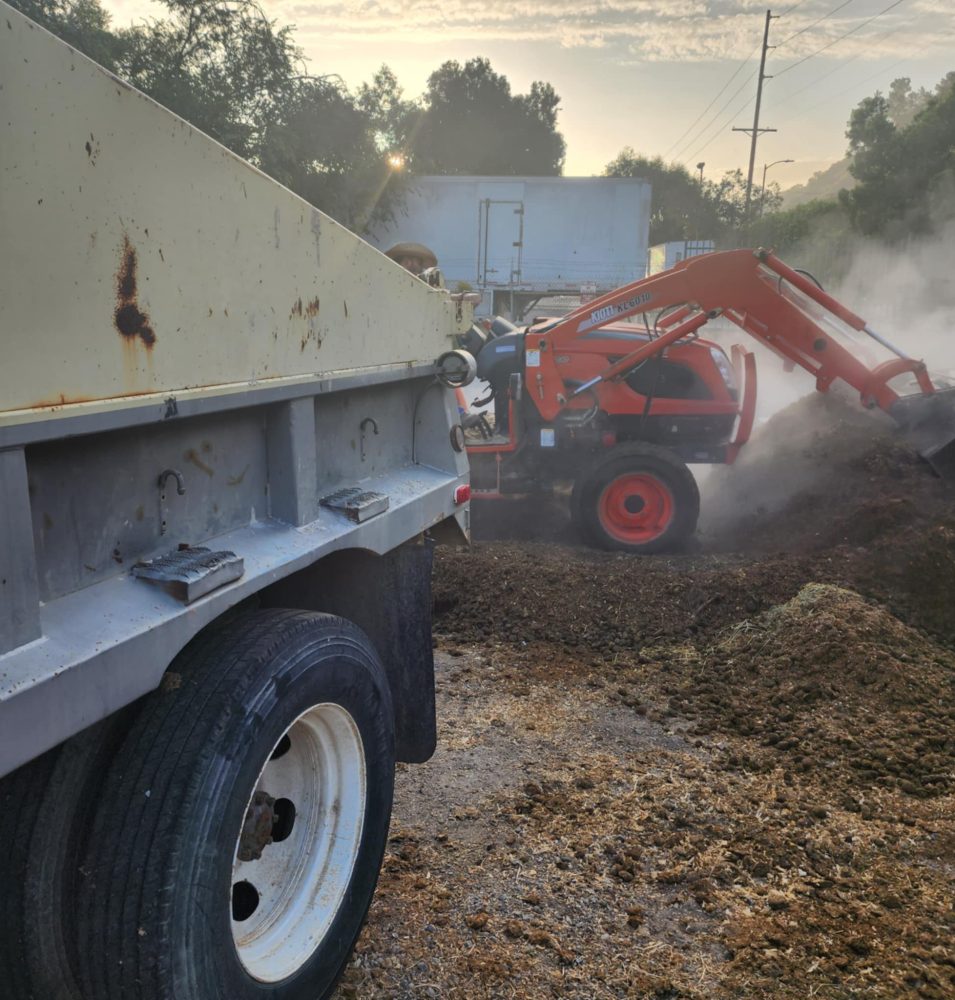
[710,347,737,392]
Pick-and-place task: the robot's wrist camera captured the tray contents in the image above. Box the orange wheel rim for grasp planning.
[597,473,674,544]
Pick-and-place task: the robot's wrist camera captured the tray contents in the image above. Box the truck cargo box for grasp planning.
[0,1,471,777]
[370,175,652,318]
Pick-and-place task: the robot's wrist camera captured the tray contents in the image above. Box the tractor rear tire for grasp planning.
[74,609,395,1000]
[572,443,700,554]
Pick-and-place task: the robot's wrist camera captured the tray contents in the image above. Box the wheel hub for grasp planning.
[238,790,277,862]
[623,494,646,514]
[231,703,367,983]
[597,472,674,544]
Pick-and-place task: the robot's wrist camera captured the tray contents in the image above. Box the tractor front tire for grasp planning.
[572,444,700,554]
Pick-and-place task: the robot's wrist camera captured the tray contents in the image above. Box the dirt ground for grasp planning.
[340,393,955,1000]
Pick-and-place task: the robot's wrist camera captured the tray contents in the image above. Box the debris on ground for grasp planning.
[697,389,948,554]
[340,391,954,999]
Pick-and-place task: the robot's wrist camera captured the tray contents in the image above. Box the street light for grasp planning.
[696,161,705,185]
[759,158,794,216]
[387,152,406,171]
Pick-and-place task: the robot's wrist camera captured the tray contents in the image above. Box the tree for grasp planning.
[411,58,566,175]
[11,0,569,219]
[115,0,406,229]
[841,72,955,236]
[604,150,720,244]
[357,65,419,154]
[603,151,780,243]
[114,0,299,161]
[708,168,782,230]
[521,81,562,132]
[886,77,931,130]
[747,198,853,279]
[9,0,124,67]
[258,78,391,232]
[8,0,402,231]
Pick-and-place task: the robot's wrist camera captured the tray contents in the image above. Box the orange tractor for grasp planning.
[459,248,955,553]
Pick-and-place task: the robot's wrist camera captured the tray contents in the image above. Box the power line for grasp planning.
[777,0,811,15]
[686,92,756,162]
[676,69,758,160]
[773,0,907,77]
[662,0,852,166]
[767,12,941,167]
[769,22,898,110]
[661,46,759,160]
[688,51,894,167]
[673,69,758,162]
[774,56,909,126]
[774,0,859,50]
[770,10,953,112]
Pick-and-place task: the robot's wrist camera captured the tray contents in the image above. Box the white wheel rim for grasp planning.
[231,703,366,983]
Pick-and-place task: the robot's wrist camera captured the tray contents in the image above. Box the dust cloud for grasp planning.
[698,222,955,540]
[696,389,896,549]
[833,220,955,376]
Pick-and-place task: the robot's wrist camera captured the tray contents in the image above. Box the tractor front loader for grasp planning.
[460,248,955,554]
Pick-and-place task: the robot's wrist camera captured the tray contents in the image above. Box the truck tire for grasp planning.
[74,610,396,1000]
[572,443,700,554]
[22,712,139,1000]
[0,749,59,999]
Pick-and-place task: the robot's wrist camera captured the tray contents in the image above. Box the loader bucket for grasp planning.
[890,386,955,479]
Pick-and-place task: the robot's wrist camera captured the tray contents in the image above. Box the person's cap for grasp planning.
[383,242,438,269]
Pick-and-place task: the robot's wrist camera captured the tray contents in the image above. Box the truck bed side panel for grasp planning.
[0,3,463,422]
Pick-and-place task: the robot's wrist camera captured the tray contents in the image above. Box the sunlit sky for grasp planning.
[100,0,955,189]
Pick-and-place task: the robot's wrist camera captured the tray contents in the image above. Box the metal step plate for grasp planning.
[320,487,390,522]
[133,547,244,603]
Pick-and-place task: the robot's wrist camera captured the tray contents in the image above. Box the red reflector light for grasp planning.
[601,431,617,448]
[453,484,471,505]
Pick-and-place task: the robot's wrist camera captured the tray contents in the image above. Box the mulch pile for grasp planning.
[652,583,955,799]
[437,392,955,647]
[697,389,945,552]
[354,390,955,1000]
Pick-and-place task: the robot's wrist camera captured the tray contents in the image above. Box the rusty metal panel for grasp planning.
[0,3,473,777]
[0,2,467,421]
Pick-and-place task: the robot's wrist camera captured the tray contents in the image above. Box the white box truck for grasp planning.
[371,175,652,319]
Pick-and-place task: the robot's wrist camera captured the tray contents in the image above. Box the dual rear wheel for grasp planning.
[0,610,394,1000]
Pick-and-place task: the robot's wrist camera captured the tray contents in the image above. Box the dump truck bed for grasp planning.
[0,2,470,777]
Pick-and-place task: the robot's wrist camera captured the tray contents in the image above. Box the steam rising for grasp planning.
[834,221,955,377]
[698,222,955,543]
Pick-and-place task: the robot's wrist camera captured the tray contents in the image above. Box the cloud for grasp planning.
[277,0,953,63]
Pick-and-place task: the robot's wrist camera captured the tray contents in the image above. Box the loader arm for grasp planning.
[525,248,939,425]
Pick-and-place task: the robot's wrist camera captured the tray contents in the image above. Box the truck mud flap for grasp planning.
[260,541,438,763]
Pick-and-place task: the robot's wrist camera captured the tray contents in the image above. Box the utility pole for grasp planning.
[733,9,777,222]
